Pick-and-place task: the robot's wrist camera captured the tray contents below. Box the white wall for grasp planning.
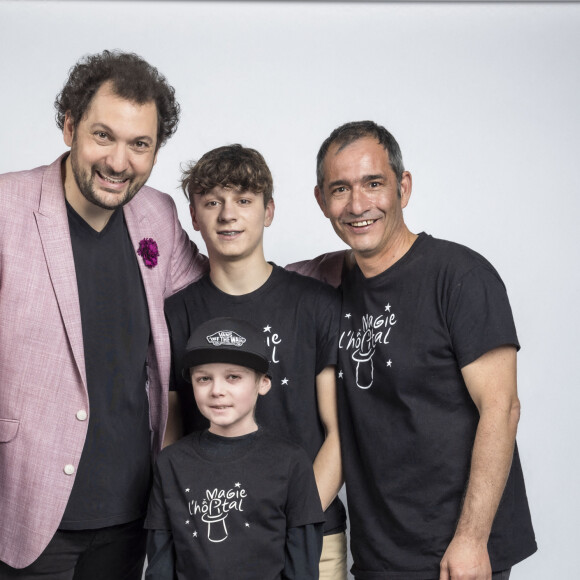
[1,1,578,577]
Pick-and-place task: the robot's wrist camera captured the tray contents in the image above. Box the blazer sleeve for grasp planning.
[165,195,208,296]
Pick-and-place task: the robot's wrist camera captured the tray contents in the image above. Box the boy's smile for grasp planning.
[190,185,274,263]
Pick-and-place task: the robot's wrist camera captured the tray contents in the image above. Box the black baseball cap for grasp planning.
[182,317,270,381]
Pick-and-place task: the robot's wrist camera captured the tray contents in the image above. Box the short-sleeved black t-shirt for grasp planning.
[338,233,536,578]
[61,204,151,529]
[145,428,325,580]
[164,265,346,533]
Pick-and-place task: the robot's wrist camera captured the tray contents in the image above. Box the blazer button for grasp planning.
[76,410,88,421]
[64,464,75,475]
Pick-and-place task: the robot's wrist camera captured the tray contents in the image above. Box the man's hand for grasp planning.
[439,535,491,580]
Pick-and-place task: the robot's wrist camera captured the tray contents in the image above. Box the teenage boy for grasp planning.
[164,145,347,578]
[145,317,324,579]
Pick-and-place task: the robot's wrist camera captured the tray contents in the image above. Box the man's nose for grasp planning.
[105,144,129,175]
[348,186,370,216]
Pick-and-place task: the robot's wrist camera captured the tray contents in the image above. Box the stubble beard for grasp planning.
[69,142,148,211]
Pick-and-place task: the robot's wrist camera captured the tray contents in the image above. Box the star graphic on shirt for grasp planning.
[385,303,391,312]
[245,523,250,528]
[345,313,351,319]
[192,531,198,538]
[263,325,271,333]
[338,370,344,379]
[386,359,392,367]
[281,378,289,386]
[235,482,241,488]
[185,520,190,525]
[185,488,190,493]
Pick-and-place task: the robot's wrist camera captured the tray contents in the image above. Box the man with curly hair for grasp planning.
[0,50,207,578]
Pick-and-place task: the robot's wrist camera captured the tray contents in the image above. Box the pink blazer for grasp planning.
[0,155,207,568]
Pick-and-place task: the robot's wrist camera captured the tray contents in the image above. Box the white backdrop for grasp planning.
[1,1,578,577]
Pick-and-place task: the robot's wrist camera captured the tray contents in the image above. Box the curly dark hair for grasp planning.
[316,121,405,194]
[54,50,180,149]
[182,144,273,207]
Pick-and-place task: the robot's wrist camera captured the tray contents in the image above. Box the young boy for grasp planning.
[164,145,347,578]
[145,317,325,579]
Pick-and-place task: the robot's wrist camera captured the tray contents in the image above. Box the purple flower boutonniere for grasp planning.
[137,238,159,269]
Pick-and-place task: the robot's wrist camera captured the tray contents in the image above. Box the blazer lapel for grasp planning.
[124,204,164,312]
[34,156,87,389]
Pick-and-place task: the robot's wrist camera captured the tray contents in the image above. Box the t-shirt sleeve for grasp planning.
[314,286,341,374]
[446,264,520,369]
[164,296,189,393]
[283,523,324,580]
[145,462,172,531]
[145,529,176,580]
[285,448,325,529]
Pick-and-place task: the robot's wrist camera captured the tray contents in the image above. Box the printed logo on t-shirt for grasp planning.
[263,324,292,387]
[186,482,248,543]
[338,303,397,389]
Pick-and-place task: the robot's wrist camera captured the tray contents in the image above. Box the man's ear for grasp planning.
[63,111,75,147]
[264,199,275,228]
[314,185,329,217]
[189,203,200,232]
[400,171,413,209]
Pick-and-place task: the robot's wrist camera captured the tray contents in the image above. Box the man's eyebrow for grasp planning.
[327,174,386,189]
[90,122,114,133]
[327,179,350,189]
[90,122,154,143]
[133,135,154,144]
[365,174,385,180]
